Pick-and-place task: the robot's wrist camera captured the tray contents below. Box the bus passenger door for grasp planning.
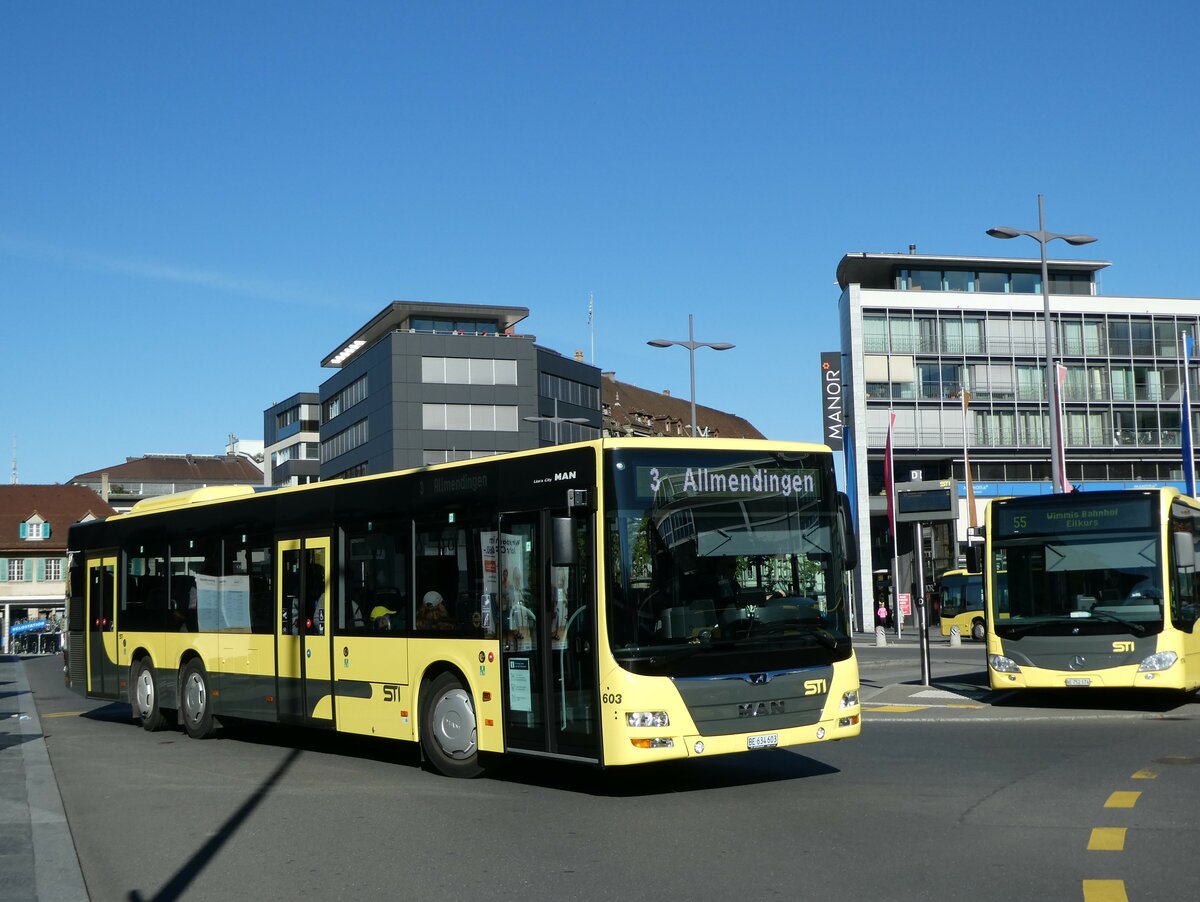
[275,537,334,728]
[499,512,598,761]
[86,556,120,698]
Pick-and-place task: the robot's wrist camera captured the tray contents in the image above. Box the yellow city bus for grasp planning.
[985,488,1200,692]
[67,438,861,776]
[937,569,984,641]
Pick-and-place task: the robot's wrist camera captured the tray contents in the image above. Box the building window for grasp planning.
[421,404,519,432]
[324,375,368,423]
[411,318,499,334]
[322,418,369,462]
[45,558,62,581]
[538,373,600,409]
[422,449,502,465]
[8,559,24,581]
[421,357,518,386]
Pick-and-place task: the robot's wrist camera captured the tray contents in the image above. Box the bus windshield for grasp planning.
[991,494,1165,637]
[939,572,982,618]
[604,448,852,676]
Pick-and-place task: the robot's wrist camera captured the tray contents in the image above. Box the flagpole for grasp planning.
[1056,364,1072,492]
[1182,331,1196,497]
[886,410,901,639]
[588,292,595,365]
[963,390,977,532]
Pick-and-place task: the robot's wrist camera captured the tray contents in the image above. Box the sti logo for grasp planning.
[1112,641,1135,653]
[803,678,828,696]
[382,683,402,702]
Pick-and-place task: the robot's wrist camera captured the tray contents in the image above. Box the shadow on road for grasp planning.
[989,687,1198,714]
[127,746,302,902]
[488,748,840,797]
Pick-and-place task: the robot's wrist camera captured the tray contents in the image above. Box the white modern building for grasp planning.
[838,251,1200,631]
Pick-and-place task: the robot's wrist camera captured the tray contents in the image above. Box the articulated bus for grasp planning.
[937,569,984,641]
[67,438,861,776]
[985,488,1200,692]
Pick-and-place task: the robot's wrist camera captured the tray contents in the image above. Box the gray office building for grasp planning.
[317,301,601,479]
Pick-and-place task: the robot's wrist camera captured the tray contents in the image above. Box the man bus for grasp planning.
[67,437,862,776]
[985,488,1200,692]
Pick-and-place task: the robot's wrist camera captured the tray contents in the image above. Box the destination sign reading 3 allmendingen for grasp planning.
[637,465,821,501]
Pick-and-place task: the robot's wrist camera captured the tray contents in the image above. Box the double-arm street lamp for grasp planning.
[647,314,735,436]
[987,195,1097,493]
[524,398,590,445]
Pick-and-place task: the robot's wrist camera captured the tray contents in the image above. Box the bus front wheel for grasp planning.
[180,660,216,739]
[971,619,986,642]
[132,658,169,732]
[420,672,483,778]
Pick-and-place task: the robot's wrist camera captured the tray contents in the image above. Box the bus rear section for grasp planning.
[985,489,1200,692]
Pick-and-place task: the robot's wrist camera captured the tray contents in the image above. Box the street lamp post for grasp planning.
[647,313,735,435]
[523,398,589,445]
[987,195,1097,493]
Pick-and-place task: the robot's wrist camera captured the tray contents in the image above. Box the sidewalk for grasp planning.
[0,655,88,902]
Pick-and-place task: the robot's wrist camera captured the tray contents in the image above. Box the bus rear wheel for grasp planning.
[132,659,169,732]
[971,619,986,642]
[180,660,216,739]
[420,672,482,778]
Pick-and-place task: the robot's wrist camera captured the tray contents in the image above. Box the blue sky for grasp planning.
[5,2,1200,485]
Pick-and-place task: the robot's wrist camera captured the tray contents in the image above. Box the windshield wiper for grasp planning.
[1000,610,1148,637]
[1084,609,1147,634]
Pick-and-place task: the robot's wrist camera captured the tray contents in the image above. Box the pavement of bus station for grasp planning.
[1,635,1195,902]
[0,654,88,902]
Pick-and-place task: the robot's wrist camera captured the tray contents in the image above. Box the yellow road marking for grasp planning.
[1104,791,1141,809]
[866,705,929,713]
[1087,828,1127,851]
[1131,769,1158,779]
[941,703,982,709]
[41,711,85,719]
[1082,879,1128,902]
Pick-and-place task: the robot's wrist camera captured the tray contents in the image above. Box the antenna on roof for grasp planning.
[11,435,16,485]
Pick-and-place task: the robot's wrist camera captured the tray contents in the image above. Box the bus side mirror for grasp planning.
[551,517,577,567]
[1173,531,1195,569]
[837,492,857,572]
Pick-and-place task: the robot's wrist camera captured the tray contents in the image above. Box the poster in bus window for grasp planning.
[550,569,569,650]
[500,533,532,650]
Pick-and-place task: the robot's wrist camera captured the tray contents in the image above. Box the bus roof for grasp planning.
[106,437,836,521]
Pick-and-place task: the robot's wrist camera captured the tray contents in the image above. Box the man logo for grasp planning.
[1112,641,1135,653]
[803,678,828,696]
[738,700,785,717]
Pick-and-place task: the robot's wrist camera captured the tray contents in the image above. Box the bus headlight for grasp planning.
[989,654,1021,674]
[840,690,859,709]
[626,711,670,728]
[1137,651,1178,672]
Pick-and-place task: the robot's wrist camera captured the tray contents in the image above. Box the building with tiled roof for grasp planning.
[69,453,264,512]
[601,372,765,439]
[0,485,117,652]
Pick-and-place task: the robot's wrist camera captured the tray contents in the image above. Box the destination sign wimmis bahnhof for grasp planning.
[994,497,1153,536]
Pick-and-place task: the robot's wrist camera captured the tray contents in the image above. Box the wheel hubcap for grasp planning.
[184,673,206,724]
[432,688,477,759]
[136,668,154,718]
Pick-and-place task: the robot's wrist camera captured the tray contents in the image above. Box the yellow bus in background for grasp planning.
[937,569,984,641]
[986,488,1200,692]
[67,438,862,777]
